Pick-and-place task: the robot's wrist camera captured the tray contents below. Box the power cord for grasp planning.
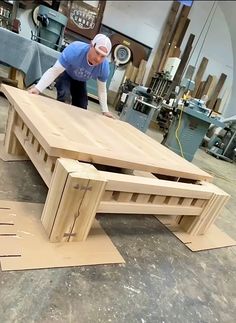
[175,104,185,158]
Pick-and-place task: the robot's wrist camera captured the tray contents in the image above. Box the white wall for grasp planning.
[218,1,236,117]
[103,1,173,48]
[17,8,36,39]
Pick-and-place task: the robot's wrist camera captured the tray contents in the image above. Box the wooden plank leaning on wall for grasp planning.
[146,1,181,86]
[158,4,191,72]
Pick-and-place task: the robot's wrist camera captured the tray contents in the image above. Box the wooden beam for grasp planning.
[207,73,227,110]
[146,1,181,86]
[160,5,191,68]
[201,75,213,98]
[165,33,195,98]
[213,98,222,113]
[41,159,107,242]
[176,18,190,48]
[195,81,205,99]
[191,57,209,98]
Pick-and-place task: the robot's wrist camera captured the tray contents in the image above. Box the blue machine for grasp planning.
[162,100,225,161]
[32,5,68,51]
[119,86,159,133]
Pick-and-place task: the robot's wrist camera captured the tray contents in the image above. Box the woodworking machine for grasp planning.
[119,86,160,132]
[162,96,225,161]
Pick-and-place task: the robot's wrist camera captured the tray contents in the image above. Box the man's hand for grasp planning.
[102,111,115,119]
[28,86,40,95]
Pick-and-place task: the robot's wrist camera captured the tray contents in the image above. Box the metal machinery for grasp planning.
[162,86,225,161]
[149,71,174,132]
[115,80,136,113]
[119,86,159,133]
[150,71,172,99]
[204,115,236,162]
[118,71,173,132]
[31,5,68,51]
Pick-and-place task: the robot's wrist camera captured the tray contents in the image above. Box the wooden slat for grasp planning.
[98,202,202,216]
[135,194,150,203]
[101,171,213,199]
[102,191,114,201]
[14,125,52,187]
[152,195,166,204]
[113,192,133,202]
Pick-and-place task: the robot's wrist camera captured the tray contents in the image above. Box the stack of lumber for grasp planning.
[146,2,192,86]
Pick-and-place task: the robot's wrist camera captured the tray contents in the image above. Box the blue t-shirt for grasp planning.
[59,41,110,82]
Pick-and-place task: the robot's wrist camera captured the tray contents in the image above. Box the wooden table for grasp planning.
[1,85,229,243]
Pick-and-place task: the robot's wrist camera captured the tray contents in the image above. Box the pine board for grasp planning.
[1,85,212,182]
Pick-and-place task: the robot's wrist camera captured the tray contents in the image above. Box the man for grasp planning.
[29,34,114,118]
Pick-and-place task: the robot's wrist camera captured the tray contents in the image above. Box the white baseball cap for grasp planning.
[91,34,112,56]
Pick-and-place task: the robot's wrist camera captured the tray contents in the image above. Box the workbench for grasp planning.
[0,27,59,88]
[1,85,230,246]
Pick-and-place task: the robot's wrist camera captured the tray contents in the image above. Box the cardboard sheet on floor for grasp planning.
[0,200,124,271]
[0,134,29,161]
[156,215,236,251]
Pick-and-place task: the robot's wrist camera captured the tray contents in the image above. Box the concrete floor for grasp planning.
[0,89,236,323]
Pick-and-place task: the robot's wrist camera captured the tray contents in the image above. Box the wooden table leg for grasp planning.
[8,67,25,89]
[4,105,26,156]
[41,158,107,242]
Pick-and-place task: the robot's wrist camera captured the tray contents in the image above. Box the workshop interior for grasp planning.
[1,1,236,321]
[0,0,235,164]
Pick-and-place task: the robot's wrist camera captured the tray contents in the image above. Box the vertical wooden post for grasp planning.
[146,1,181,86]
[159,5,191,71]
[191,57,209,98]
[8,68,25,89]
[207,73,227,110]
[4,105,25,156]
[41,158,107,242]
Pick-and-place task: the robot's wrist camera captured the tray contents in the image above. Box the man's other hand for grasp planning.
[102,111,115,119]
[28,86,40,95]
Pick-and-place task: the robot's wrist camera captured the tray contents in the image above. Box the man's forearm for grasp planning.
[35,60,65,92]
[97,80,109,113]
